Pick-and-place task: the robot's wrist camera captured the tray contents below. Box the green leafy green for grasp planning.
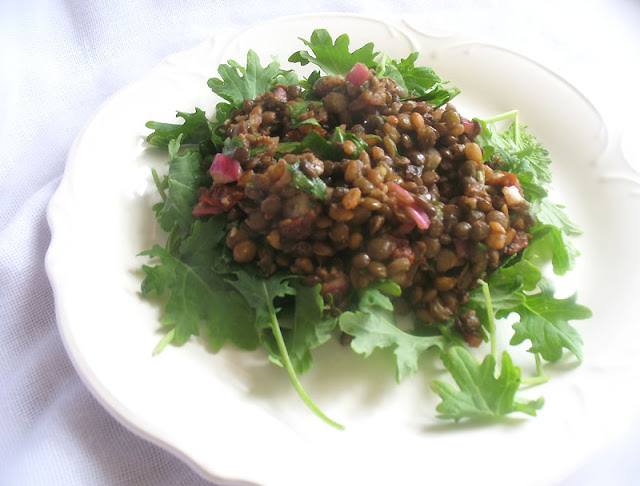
[376,52,460,106]
[477,117,553,186]
[476,112,583,274]
[222,136,245,156]
[289,29,378,75]
[226,271,344,430]
[534,199,583,236]
[267,283,337,375]
[140,219,259,351]
[275,70,299,86]
[146,108,212,147]
[208,50,284,109]
[507,283,591,362]
[288,101,322,129]
[277,130,343,160]
[466,222,588,366]
[278,128,370,162]
[286,161,328,200]
[339,288,445,381]
[524,224,575,276]
[329,127,371,157]
[156,136,210,233]
[431,347,544,420]
[226,272,295,330]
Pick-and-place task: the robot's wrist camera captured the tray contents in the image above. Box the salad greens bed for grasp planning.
[140,30,591,429]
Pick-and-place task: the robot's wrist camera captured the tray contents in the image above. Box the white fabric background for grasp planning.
[1,1,639,485]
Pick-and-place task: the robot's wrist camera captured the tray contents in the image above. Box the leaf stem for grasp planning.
[521,353,550,386]
[535,352,543,375]
[514,111,521,146]
[479,280,497,361]
[152,327,175,356]
[521,375,550,386]
[166,225,181,254]
[481,110,519,124]
[151,168,167,202]
[262,283,345,430]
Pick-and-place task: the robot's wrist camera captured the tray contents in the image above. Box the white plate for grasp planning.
[46,13,640,486]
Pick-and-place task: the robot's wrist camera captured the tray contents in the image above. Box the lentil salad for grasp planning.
[140,30,591,428]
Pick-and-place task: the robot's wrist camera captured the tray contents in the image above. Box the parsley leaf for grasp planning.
[289,29,378,76]
[278,128,370,162]
[431,347,544,420]
[145,108,212,147]
[288,101,322,129]
[286,161,328,200]
[339,288,445,381]
[278,130,343,160]
[329,127,371,157]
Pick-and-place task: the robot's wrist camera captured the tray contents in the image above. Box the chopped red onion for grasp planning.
[461,117,475,136]
[346,62,370,87]
[387,181,416,205]
[404,205,430,230]
[210,153,242,184]
[273,86,288,102]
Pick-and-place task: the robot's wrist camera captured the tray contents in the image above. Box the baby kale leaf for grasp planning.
[226,270,344,429]
[146,108,212,147]
[534,199,584,236]
[431,347,544,420]
[265,283,337,375]
[226,272,296,331]
[140,219,259,352]
[156,136,210,233]
[208,50,284,113]
[524,223,576,276]
[507,282,591,362]
[477,119,553,186]
[339,288,445,382]
[289,29,378,75]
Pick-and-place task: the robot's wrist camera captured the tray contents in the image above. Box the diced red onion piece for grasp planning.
[273,86,288,102]
[404,205,430,230]
[346,62,370,87]
[387,181,416,205]
[210,153,242,184]
[461,117,475,136]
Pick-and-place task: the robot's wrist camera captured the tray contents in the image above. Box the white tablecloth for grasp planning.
[2,1,639,484]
